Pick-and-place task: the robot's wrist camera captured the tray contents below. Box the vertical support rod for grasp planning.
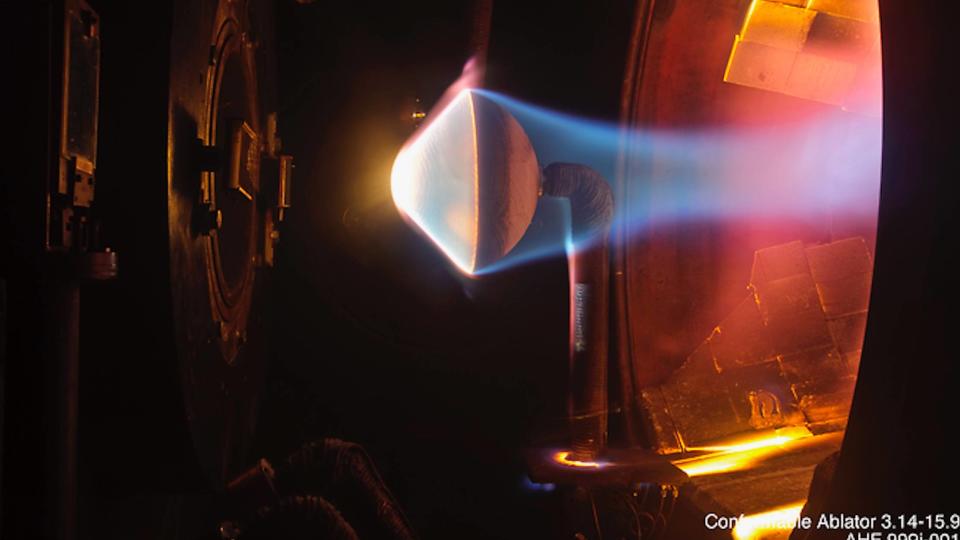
[542,163,614,461]
[567,236,610,461]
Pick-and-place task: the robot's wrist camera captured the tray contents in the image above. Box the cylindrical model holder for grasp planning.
[542,163,614,462]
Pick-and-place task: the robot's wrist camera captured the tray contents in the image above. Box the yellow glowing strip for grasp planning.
[740,0,760,37]
[553,451,603,469]
[687,426,811,454]
[723,35,743,82]
[674,452,758,477]
[467,91,480,273]
[726,0,756,83]
[732,502,805,540]
[672,427,812,478]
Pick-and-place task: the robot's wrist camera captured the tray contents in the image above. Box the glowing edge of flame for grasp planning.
[552,451,607,469]
[732,502,806,540]
[390,89,480,276]
[672,427,812,477]
[687,426,811,454]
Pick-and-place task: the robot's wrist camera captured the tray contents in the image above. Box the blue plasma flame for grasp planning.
[394,88,882,275]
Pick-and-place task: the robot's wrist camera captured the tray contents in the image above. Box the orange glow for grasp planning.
[739,0,760,37]
[444,205,477,249]
[552,451,605,469]
[732,502,806,540]
[672,427,812,477]
[724,0,881,109]
[686,426,811,453]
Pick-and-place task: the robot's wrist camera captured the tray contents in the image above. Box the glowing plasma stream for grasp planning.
[480,89,881,274]
[475,89,882,222]
[392,88,882,275]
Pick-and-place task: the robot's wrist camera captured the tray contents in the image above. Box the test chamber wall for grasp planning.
[613,0,881,525]
[485,0,883,535]
[3,1,289,537]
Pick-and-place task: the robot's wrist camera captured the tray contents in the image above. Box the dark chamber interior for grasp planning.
[2,1,958,539]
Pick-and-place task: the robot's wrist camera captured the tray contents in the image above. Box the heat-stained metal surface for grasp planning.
[641,237,871,453]
[724,0,881,111]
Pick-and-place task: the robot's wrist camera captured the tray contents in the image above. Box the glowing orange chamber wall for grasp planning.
[620,0,881,451]
[724,0,881,112]
[641,237,871,453]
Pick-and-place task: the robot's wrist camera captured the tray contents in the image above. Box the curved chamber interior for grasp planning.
[618,0,883,536]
